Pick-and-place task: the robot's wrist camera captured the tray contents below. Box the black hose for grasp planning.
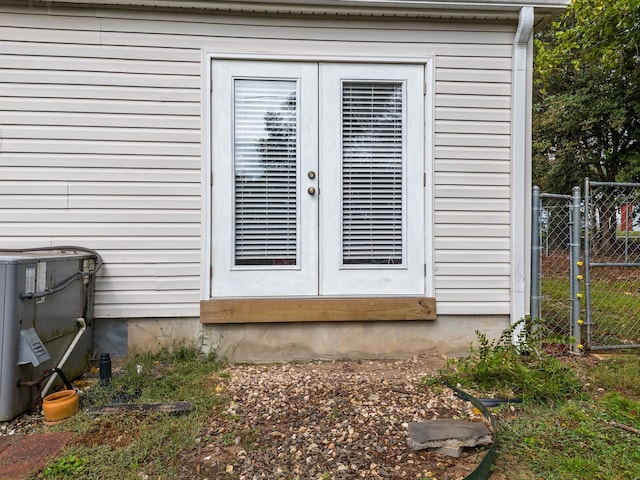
[17,367,74,391]
[5,246,104,300]
[51,367,75,391]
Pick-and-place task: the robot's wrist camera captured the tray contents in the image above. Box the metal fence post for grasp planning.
[583,177,592,350]
[531,186,541,324]
[570,186,582,353]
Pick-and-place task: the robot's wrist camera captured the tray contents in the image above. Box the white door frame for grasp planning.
[202,53,435,299]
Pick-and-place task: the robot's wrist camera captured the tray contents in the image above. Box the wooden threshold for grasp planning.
[200,297,436,324]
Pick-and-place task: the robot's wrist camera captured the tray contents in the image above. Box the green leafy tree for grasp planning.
[533,0,640,193]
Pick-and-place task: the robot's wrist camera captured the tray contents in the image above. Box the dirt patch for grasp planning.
[176,355,494,480]
[72,413,142,449]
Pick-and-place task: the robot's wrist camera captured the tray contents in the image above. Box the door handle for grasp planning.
[307,187,316,196]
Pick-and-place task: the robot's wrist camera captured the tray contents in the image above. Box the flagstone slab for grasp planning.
[407,419,492,455]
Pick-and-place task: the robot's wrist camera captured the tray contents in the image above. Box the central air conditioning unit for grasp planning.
[0,248,101,421]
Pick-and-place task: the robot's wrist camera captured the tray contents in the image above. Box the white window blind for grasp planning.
[233,79,298,266]
[341,81,404,265]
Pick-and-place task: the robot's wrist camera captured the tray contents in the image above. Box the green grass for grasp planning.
[588,280,640,346]
[541,276,640,346]
[496,397,640,480]
[493,378,640,480]
[587,353,640,397]
[616,229,640,238]
[41,454,86,479]
[539,277,573,337]
[36,342,226,480]
[432,323,640,480]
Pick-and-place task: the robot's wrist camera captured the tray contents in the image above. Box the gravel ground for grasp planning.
[178,355,492,480]
[2,355,494,480]
[0,412,43,437]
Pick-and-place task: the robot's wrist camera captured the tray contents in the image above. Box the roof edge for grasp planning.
[13,0,571,15]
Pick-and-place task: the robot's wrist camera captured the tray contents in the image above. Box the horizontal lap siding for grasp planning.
[0,5,514,318]
[434,51,512,314]
[0,7,202,318]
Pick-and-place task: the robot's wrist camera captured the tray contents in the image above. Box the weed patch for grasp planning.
[491,351,640,479]
[427,320,583,403]
[41,454,87,479]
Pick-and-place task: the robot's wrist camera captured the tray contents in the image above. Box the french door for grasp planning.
[211,60,425,297]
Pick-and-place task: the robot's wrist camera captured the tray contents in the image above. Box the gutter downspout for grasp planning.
[510,6,534,342]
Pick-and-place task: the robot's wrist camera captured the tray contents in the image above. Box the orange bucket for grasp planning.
[42,390,79,424]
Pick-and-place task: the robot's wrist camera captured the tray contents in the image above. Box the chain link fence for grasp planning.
[533,181,640,351]
[584,180,640,350]
[531,188,581,352]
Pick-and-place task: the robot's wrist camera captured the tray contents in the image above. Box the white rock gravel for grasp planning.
[181,355,490,480]
[0,412,43,437]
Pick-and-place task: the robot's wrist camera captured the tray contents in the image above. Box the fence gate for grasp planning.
[584,180,640,350]
[531,187,582,351]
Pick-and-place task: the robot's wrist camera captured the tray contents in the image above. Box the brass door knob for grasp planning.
[308,187,316,196]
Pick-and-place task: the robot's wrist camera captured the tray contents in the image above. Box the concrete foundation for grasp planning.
[98,315,510,362]
[206,316,509,362]
[93,318,128,358]
[127,317,205,356]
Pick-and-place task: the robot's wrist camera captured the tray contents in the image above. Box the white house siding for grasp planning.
[0,4,515,319]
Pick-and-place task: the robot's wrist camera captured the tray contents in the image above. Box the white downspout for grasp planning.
[511,6,534,340]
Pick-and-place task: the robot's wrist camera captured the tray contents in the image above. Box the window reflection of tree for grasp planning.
[342,82,403,266]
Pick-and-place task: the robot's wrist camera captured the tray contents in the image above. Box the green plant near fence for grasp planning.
[428,320,583,403]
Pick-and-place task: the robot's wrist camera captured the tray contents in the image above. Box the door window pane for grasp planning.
[341,81,404,265]
[233,79,298,266]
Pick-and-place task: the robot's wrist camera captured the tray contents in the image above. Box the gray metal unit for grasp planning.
[0,250,96,421]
